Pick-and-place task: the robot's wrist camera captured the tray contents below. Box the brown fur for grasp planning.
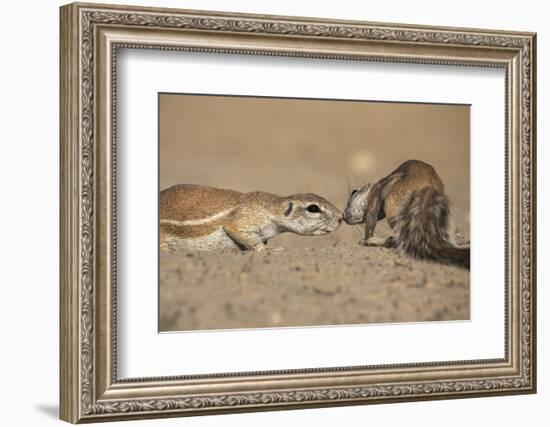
[160,184,244,221]
[160,184,342,251]
[395,187,470,268]
[343,160,469,269]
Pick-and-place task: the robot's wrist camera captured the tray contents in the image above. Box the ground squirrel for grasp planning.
[343,159,470,269]
[160,184,343,251]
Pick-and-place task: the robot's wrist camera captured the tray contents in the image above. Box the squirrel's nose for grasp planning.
[342,211,349,223]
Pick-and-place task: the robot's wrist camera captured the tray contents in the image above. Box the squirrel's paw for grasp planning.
[254,245,284,252]
[358,237,383,247]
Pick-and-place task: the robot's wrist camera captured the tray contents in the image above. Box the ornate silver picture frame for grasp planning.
[60,2,536,423]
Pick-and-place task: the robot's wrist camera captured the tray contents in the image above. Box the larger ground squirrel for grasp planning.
[160,184,343,251]
[343,159,470,269]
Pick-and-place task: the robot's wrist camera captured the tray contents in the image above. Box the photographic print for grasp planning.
[159,94,470,331]
[60,4,536,421]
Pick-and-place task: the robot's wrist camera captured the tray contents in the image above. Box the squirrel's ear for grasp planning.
[284,201,294,216]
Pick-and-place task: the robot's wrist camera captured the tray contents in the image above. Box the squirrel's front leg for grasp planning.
[223,224,264,251]
[359,216,378,246]
[360,217,396,248]
[358,200,380,247]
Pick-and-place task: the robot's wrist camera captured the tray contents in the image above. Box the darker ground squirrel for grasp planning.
[160,184,343,251]
[343,159,470,269]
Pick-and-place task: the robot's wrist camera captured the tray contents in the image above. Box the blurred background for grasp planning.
[160,94,470,247]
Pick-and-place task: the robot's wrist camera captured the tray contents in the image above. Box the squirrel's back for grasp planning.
[160,184,244,222]
[383,160,445,225]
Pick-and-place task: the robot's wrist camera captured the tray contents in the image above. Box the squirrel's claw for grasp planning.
[358,238,370,246]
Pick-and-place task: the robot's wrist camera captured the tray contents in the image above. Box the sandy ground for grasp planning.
[159,93,470,331]
[160,240,470,331]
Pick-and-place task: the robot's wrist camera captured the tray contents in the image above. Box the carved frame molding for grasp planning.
[60,2,536,423]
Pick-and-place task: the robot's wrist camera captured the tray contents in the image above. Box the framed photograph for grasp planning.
[60,2,537,423]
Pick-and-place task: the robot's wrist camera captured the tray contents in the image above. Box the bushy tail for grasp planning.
[395,187,470,269]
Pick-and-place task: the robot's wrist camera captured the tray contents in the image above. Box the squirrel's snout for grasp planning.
[342,209,361,225]
[328,213,343,231]
[342,210,352,224]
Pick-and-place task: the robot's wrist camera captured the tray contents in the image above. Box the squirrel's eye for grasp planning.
[306,204,321,213]
[351,189,358,196]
